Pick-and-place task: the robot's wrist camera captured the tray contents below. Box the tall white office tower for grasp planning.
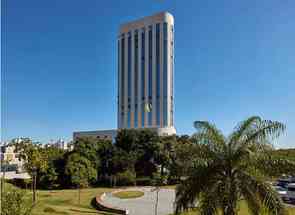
[117,12,176,135]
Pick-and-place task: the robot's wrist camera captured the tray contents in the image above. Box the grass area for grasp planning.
[3,182,115,214]
[113,190,144,199]
[161,185,177,189]
[4,182,295,215]
[30,187,115,215]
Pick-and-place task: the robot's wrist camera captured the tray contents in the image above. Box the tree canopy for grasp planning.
[175,116,295,215]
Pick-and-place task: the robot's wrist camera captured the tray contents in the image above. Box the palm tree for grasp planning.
[175,116,295,215]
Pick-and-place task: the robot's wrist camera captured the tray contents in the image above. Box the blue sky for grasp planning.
[2,0,295,148]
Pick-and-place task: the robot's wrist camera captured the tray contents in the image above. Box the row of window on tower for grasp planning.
[118,22,174,128]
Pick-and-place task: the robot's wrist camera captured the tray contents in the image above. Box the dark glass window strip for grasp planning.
[163,22,168,127]
[121,36,125,114]
[127,33,132,127]
[148,26,153,126]
[141,29,145,127]
[134,31,138,127]
[156,23,160,126]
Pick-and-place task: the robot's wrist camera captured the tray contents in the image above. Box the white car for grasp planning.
[287,183,295,203]
[273,186,288,201]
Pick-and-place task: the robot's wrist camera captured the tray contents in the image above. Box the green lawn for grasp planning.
[4,182,295,215]
[113,190,144,199]
[31,188,295,215]
[29,187,114,215]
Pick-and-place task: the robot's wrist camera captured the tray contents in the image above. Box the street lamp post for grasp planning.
[32,167,37,205]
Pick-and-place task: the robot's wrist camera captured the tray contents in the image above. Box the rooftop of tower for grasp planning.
[119,11,174,34]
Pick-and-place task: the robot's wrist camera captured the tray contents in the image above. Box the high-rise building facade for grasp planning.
[118,12,176,135]
[74,12,176,141]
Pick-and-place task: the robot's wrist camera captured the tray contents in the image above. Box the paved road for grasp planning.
[102,187,175,215]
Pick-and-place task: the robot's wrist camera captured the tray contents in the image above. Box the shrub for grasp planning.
[8,178,32,189]
[116,170,136,186]
[2,187,32,215]
[135,177,152,186]
[167,176,180,185]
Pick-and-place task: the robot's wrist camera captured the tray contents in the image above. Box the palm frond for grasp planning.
[198,191,219,215]
[191,135,224,161]
[237,171,287,215]
[229,116,261,145]
[238,171,262,215]
[193,121,226,153]
[241,120,285,148]
[174,162,222,214]
[241,187,261,215]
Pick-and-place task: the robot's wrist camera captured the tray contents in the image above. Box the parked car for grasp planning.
[287,183,295,203]
[277,178,292,188]
[272,186,288,202]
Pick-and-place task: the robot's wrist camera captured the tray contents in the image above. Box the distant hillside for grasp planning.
[272,148,295,161]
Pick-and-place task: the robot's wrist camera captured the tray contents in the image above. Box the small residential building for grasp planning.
[0,144,24,173]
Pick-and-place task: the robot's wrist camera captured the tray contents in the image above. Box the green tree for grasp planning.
[13,140,68,189]
[13,139,48,175]
[96,140,115,177]
[74,137,101,170]
[38,146,66,189]
[115,129,160,177]
[169,136,198,180]
[111,148,137,174]
[156,135,177,176]
[175,116,295,215]
[115,129,138,153]
[134,129,160,177]
[65,153,97,188]
[38,163,58,189]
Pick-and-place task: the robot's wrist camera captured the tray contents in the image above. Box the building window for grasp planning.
[170,25,174,127]
[135,104,138,128]
[163,22,168,127]
[128,33,132,98]
[121,36,125,121]
[127,33,132,128]
[156,23,160,126]
[148,25,153,126]
[141,28,145,127]
[134,31,139,128]
[118,39,120,127]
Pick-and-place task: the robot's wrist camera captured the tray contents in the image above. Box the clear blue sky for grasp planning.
[2,0,295,148]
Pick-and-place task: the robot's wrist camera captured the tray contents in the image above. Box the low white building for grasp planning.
[73,127,176,142]
[73,129,117,142]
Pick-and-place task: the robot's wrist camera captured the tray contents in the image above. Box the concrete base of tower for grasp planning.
[151,127,177,136]
[73,127,176,142]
